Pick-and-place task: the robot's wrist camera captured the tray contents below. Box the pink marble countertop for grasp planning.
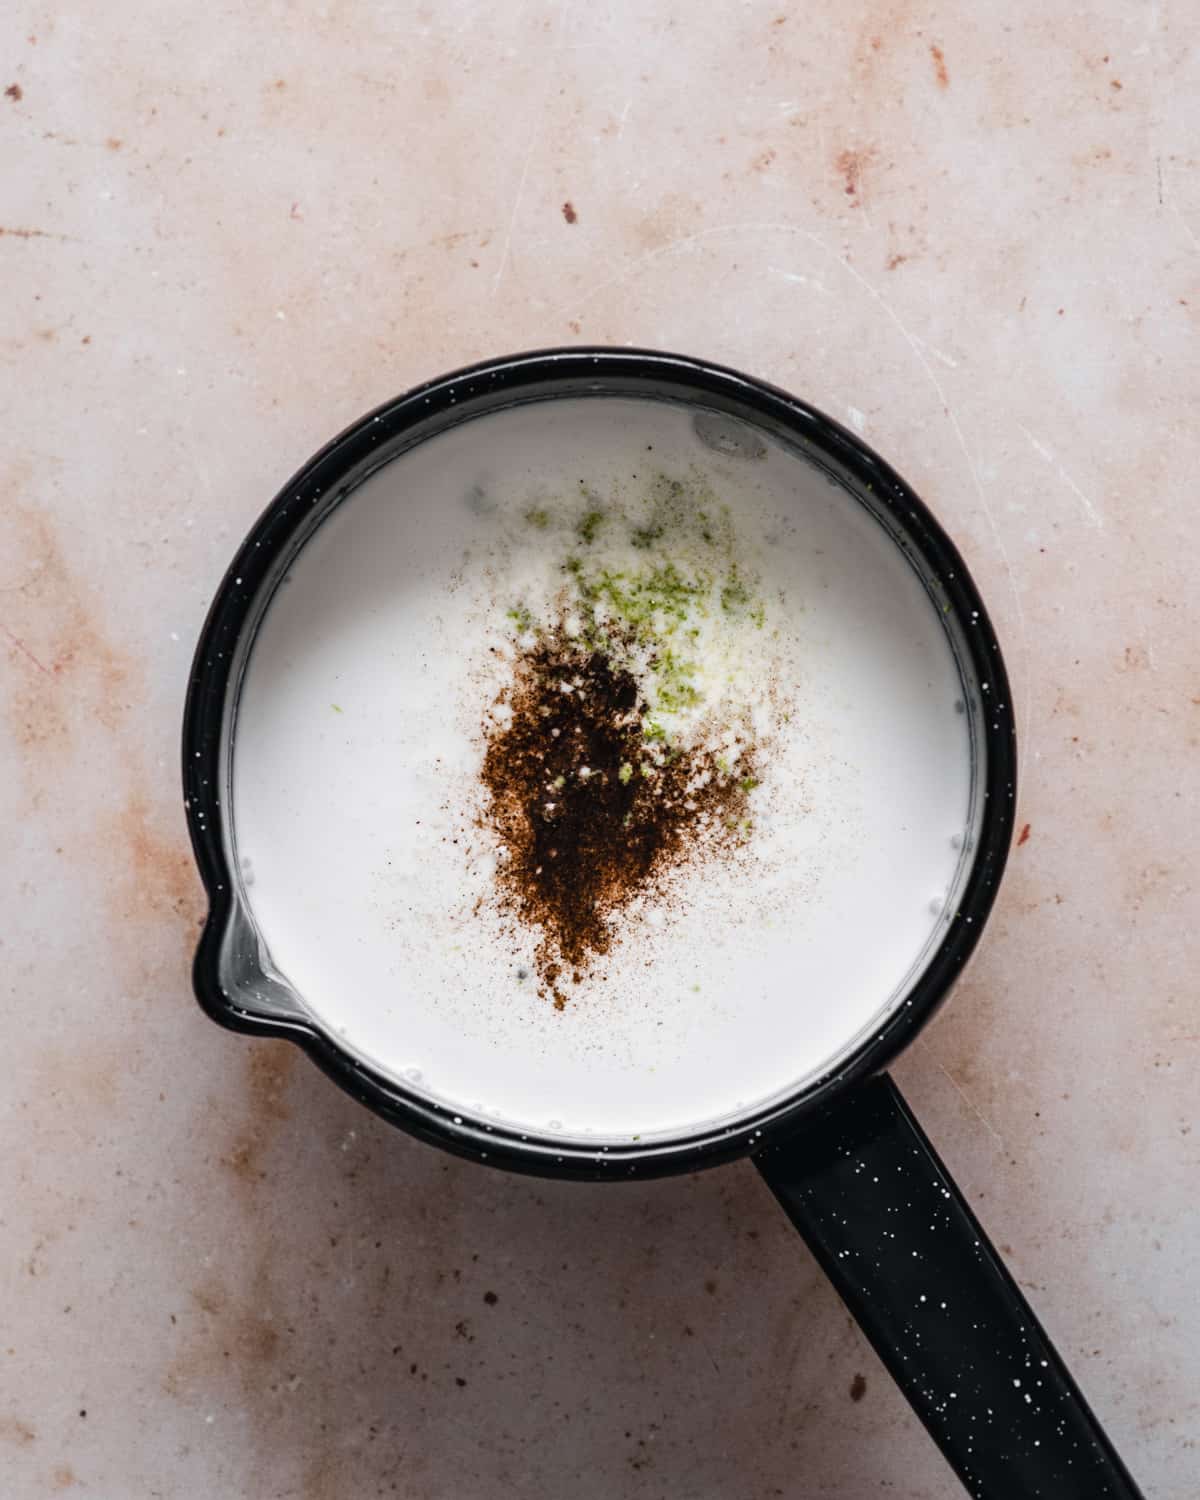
[3,2,1197,1495]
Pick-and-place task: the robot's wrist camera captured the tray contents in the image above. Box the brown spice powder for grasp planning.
[479,627,754,1006]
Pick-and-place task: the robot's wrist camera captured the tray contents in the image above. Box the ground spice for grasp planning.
[480,625,755,1007]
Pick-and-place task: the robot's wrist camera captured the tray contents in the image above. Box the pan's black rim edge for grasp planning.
[182,345,1017,1182]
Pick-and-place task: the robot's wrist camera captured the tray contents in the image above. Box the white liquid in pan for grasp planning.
[233,398,973,1140]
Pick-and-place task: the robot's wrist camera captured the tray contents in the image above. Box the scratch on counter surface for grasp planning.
[1054,466,1103,530]
[819,232,1033,767]
[492,125,540,296]
[0,621,55,679]
[1159,157,1200,251]
[771,1326,816,1442]
[766,265,830,293]
[911,332,959,369]
[1017,425,1103,529]
[937,1062,1006,1151]
[858,178,874,232]
[1020,427,1053,464]
[697,1329,721,1378]
[1131,600,1158,670]
[816,112,826,171]
[1169,200,1200,253]
[492,1,568,296]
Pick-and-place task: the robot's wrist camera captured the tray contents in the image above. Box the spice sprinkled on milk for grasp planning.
[233,399,972,1139]
[479,471,779,1008]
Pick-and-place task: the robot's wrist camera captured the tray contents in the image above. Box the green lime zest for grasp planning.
[577,508,606,544]
[720,563,752,613]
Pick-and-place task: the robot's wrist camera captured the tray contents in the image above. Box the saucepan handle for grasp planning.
[754,1075,1144,1499]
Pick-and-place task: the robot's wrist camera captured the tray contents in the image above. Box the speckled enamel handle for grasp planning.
[755,1076,1145,1499]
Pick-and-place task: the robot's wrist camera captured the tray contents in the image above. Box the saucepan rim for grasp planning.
[182,346,1016,1180]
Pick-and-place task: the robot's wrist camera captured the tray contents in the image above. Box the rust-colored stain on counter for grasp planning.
[2,493,206,996]
[301,1451,343,1500]
[99,790,206,994]
[0,226,68,241]
[110,793,204,927]
[4,83,22,101]
[635,191,702,251]
[835,147,874,198]
[0,1416,37,1446]
[930,44,949,88]
[165,1262,286,1403]
[221,1043,299,1186]
[245,1043,296,1124]
[31,1039,122,1121]
[192,1278,281,1365]
[2,503,132,772]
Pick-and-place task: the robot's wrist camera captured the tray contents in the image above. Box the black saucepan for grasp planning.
[183,349,1144,1498]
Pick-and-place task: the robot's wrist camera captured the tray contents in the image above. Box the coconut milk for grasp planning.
[232,398,973,1140]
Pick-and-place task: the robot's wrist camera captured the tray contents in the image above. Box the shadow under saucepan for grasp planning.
[165,1037,962,1499]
